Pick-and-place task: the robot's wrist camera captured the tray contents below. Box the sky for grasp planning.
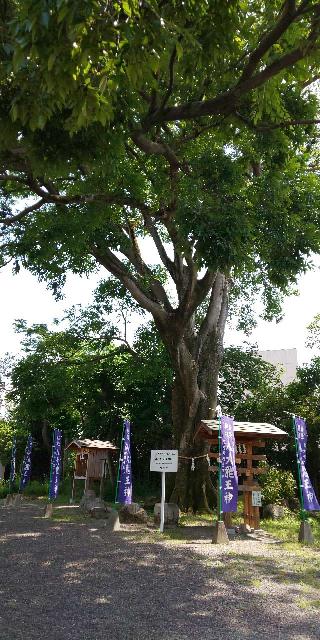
[225,256,320,366]
[1,256,320,366]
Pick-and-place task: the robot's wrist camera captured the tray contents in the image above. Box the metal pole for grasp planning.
[292,415,306,522]
[218,414,223,521]
[115,421,126,503]
[160,471,166,533]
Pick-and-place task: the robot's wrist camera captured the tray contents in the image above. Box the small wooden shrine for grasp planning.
[65,438,118,500]
[195,420,287,529]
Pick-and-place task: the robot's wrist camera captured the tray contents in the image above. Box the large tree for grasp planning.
[1,1,320,508]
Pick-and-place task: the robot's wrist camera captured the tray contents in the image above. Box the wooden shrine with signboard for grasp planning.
[65,438,118,500]
[195,420,287,529]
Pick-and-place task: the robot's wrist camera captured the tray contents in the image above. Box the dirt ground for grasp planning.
[0,503,319,640]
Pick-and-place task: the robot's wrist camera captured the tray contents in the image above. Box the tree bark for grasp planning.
[158,273,229,512]
[42,419,52,453]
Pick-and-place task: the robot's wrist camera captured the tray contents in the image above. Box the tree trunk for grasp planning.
[164,273,229,512]
[169,335,221,512]
[42,419,51,453]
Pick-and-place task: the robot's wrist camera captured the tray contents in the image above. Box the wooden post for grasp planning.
[71,474,75,503]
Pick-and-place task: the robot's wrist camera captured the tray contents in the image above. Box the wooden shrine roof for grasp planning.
[65,438,118,452]
[196,420,287,441]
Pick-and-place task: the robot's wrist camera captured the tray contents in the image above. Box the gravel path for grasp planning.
[0,503,319,640]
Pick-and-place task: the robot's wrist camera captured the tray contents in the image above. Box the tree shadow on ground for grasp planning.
[0,504,319,640]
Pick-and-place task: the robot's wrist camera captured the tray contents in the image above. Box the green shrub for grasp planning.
[23,480,49,496]
[0,479,19,498]
[260,467,297,505]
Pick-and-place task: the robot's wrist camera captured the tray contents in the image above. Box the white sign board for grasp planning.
[252,491,262,507]
[150,450,178,473]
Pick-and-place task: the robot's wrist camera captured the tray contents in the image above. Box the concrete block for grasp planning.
[154,503,180,526]
[105,510,121,532]
[212,520,229,544]
[13,494,22,506]
[298,521,314,544]
[44,503,54,518]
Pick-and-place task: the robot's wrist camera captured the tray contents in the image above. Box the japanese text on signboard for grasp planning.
[150,450,178,473]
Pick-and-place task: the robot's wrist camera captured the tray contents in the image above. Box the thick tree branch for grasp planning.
[120,220,173,312]
[238,1,302,83]
[159,45,177,111]
[91,244,168,322]
[142,11,320,128]
[196,272,228,358]
[0,198,46,225]
[131,130,182,170]
[236,111,320,131]
[142,213,177,281]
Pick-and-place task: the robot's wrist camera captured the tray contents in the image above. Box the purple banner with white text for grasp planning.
[19,435,33,491]
[117,420,132,504]
[295,416,320,511]
[49,429,62,500]
[221,415,238,512]
[10,436,16,483]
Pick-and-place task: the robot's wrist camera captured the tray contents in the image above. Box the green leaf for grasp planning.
[48,53,56,71]
[176,40,183,60]
[122,1,132,17]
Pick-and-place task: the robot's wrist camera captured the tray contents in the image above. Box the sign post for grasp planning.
[150,450,178,533]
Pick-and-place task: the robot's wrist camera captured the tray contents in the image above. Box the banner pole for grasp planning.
[114,421,126,504]
[292,415,306,523]
[218,413,223,521]
[48,429,56,503]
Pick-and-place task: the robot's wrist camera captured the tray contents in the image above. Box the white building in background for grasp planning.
[258,348,298,385]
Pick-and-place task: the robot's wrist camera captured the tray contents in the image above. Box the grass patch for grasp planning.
[179,513,213,526]
[51,509,88,524]
[261,512,320,548]
[297,598,320,610]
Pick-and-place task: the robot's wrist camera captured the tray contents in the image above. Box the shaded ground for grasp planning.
[0,503,319,640]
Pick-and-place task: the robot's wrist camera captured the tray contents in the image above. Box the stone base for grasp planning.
[105,510,121,532]
[298,520,314,544]
[5,494,13,506]
[119,503,148,524]
[239,523,253,534]
[80,491,108,518]
[212,520,229,544]
[44,503,54,518]
[154,503,180,526]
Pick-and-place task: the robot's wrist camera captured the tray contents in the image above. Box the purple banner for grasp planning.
[295,417,320,511]
[19,435,33,491]
[10,436,16,483]
[221,415,238,512]
[49,429,62,500]
[117,420,132,504]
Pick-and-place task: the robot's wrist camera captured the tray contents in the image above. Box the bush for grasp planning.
[260,467,297,506]
[0,479,19,498]
[23,480,49,496]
